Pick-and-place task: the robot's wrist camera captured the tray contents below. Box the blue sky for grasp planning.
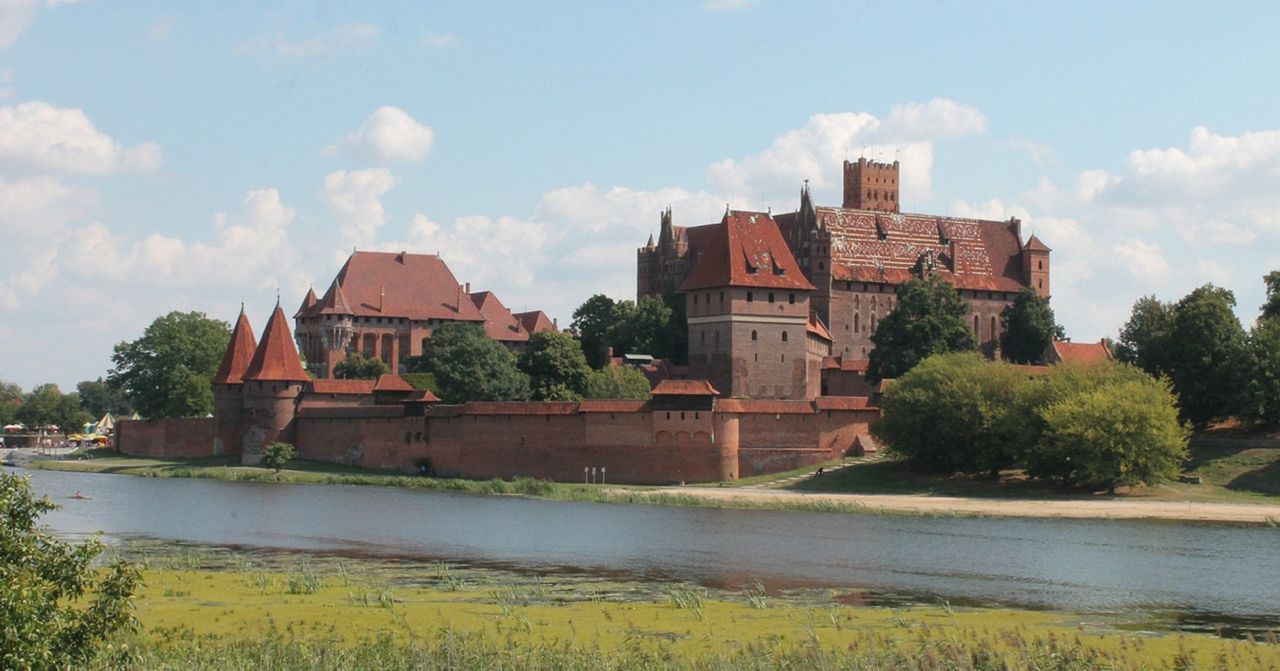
[2,1,1279,391]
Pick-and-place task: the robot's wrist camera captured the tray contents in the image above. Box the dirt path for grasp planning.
[663,486,1280,524]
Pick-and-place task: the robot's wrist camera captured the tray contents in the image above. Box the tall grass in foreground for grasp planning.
[87,626,1278,671]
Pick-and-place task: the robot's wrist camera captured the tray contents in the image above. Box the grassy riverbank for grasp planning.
[84,544,1279,670]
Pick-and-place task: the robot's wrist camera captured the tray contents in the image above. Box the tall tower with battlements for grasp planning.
[842,158,900,212]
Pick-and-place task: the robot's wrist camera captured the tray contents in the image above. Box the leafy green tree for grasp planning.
[1166,285,1251,428]
[0,378,22,425]
[409,323,530,403]
[15,384,91,433]
[1246,318,1280,426]
[261,442,295,473]
[867,277,976,384]
[584,365,653,400]
[1035,378,1189,491]
[999,287,1064,364]
[571,294,626,368]
[332,352,391,380]
[608,296,675,359]
[1,472,140,669]
[871,353,1031,475]
[1261,270,1280,322]
[1114,295,1174,377]
[108,311,231,419]
[518,331,592,401]
[76,378,133,418]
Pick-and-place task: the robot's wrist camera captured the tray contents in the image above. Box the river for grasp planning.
[11,466,1280,634]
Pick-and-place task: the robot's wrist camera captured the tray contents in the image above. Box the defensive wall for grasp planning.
[118,395,878,485]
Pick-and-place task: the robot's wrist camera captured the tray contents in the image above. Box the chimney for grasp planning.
[464,282,470,294]
[553,317,558,329]
[378,286,384,312]
[456,284,462,309]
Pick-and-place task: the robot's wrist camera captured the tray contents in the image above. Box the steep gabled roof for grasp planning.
[679,210,814,292]
[243,303,310,382]
[212,308,258,385]
[469,291,529,343]
[312,279,355,317]
[1050,340,1111,365]
[303,251,486,322]
[294,287,318,319]
[373,374,415,392]
[513,310,557,335]
[806,311,833,342]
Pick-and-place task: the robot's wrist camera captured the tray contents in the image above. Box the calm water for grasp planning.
[11,466,1280,632]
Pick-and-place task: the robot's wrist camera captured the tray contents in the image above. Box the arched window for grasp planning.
[854,313,860,333]
[782,331,788,343]
[1038,260,1043,270]
[751,330,758,341]
[973,314,979,334]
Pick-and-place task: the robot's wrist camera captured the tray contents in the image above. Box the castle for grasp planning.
[639,158,1051,395]
[116,158,1052,484]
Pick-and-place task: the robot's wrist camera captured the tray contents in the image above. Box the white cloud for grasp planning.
[881,98,987,141]
[1111,239,1170,283]
[238,22,380,59]
[0,0,37,49]
[0,175,94,238]
[324,106,434,164]
[420,32,458,49]
[323,168,399,255]
[0,101,163,175]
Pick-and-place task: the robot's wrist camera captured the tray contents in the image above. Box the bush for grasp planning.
[261,442,295,473]
[1,472,140,669]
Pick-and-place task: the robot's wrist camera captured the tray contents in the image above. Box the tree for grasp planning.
[1262,270,1280,322]
[871,352,1030,474]
[1114,295,1174,377]
[608,296,675,359]
[0,378,22,425]
[1,472,140,669]
[1245,318,1280,427]
[1035,378,1189,491]
[332,352,390,380]
[999,287,1063,364]
[1165,285,1251,428]
[572,294,626,368]
[76,378,133,418]
[15,384,91,434]
[261,442,295,473]
[408,323,530,403]
[518,331,592,401]
[108,311,231,419]
[584,365,653,400]
[867,276,976,384]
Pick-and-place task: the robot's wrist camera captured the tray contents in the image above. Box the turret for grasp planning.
[211,306,256,457]
[240,301,310,465]
[1021,233,1051,298]
[842,158,900,212]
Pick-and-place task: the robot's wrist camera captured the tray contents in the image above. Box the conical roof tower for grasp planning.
[212,306,258,385]
[243,301,310,382]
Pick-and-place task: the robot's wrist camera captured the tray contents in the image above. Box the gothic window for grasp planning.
[854,313,860,333]
[781,332,788,343]
[751,330,758,341]
[1038,260,1043,270]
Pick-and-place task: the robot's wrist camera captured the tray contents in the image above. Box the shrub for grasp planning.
[261,442,295,473]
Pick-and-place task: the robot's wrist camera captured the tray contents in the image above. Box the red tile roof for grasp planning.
[578,400,650,413]
[373,374,415,392]
[212,309,258,385]
[312,279,355,316]
[513,310,557,335]
[1051,340,1111,365]
[243,303,310,382]
[310,379,376,394]
[817,208,1030,292]
[1023,234,1052,252]
[470,291,530,343]
[814,396,871,410]
[294,287,318,319]
[821,357,870,372]
[651,379,719,396]
[806,311,833,341]
[406,389,441,403]
[680,210,815,292]
[302,251,486,323]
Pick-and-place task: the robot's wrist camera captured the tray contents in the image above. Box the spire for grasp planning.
[242,304,309,382]
[212,309,258,385]
[314,279,354,316]
[294,287,318,319]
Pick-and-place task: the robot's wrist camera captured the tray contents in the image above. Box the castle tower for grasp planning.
[842,158,900,212]
[1021,234,1051,298]
[211,306,257,458]
[240,301,310,465]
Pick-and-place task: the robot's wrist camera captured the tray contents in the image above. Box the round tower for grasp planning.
[713,409,739,481]
[240,301,311,465]
[211,306,257,458]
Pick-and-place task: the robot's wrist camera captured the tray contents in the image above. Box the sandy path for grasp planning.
[660,486,1280,524]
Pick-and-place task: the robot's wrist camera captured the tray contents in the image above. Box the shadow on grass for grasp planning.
[786,457,1113,500]
[1227,458,1280,496]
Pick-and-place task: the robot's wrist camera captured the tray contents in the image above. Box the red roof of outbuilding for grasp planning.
[302,251,486,323]
[374,374,415,392]
[310,379,376,394]
[821,357,870,372]
[806,311,833,342]
[680,211,815,292]
[470,291,530,343]
[212,308,257,385]
[1051,340,1111,365]
[651,379,719,396]
[243,303,310,382]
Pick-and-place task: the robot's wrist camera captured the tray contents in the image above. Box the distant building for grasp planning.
[293,251,555,378]
[638,158,1052,397]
